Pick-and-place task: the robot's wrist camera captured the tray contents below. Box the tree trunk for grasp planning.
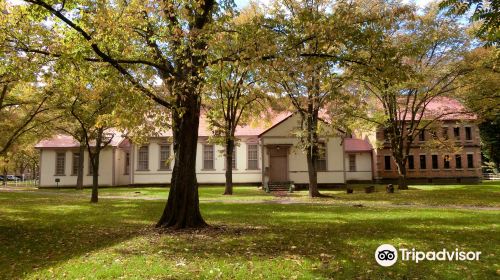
[156,92,207,229]
[2,167,6,187]
[306,147,321,197]
[224,138,234,195]
[76,144,84,190]
[90,152,99,203]
[306,111,322,197]
[396,161,408,190]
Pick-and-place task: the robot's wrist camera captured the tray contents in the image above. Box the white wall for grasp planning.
[131,138,262,185]
[39,148,116,187]
[345,152,373,181]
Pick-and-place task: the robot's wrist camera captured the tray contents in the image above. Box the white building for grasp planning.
[35,113,374,187]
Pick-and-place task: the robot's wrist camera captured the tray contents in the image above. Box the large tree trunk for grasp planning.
[90,151,99,203]
[395,161,408,190]
[2,167,6,187]
[224,138,234,195]
[156,91,207,229]
[76,144,84,190]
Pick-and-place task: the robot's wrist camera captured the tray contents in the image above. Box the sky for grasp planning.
[8,0,439,9]
[234,0,437,9]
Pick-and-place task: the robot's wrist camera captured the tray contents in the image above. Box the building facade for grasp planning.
[35,100,481,187]
[374,120,482,183]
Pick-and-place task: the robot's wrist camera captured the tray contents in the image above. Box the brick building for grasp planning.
[373,99,482,183]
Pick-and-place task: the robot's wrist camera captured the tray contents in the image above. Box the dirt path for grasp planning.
[2,187,499,211]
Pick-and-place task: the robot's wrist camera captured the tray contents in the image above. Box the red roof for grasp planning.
[344,138,372,152]
[35,132,125,149]
[35,135,80,148]
[419,97,476,120]
[394,97,476,121]
[157,112,292,137]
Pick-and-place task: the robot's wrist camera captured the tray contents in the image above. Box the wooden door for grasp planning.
[269,146,289,182]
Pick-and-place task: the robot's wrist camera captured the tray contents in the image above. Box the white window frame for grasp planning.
[203,144,215,170]
[137,145,149,171]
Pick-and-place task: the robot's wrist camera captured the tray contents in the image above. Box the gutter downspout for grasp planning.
[130,144,134,185]
[370,149,375,182]
[260,138,265,188]
[112,148,116,186]
[342,137,347,184]
[38,149,42,187]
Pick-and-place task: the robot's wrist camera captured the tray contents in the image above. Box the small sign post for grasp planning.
[55,178,60,189]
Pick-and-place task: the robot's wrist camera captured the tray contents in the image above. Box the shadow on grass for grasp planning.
[0,191,498,279]
[0,193,161,279]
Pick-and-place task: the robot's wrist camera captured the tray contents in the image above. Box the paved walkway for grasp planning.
[1,186,499,211]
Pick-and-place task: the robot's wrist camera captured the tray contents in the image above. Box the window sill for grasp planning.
[246,168,261,171]
[157,169,172,171]
[54,174,66,176]
[201,169,216,171]
[136,169,150,172]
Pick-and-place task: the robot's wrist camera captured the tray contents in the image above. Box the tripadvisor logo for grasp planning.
[375,244,398,267]
[375,244,481,267]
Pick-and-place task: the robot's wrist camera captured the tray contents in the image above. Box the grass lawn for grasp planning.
[0,182,499,279]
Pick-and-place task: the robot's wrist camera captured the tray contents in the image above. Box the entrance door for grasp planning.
[269,146,289,182]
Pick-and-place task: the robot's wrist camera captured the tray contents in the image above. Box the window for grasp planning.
[124,152,130,175]
[348,154,356,172]
[467,154,474,168]
[442,127,448,139]
[137,145,149,170]
[408,155,414,170]
[384,156,391,170]
[465,127,472,140]
[432,155,438,169]
[55,152,66,175]
[455,154,462,169]
[419,130,425,141]
[419,155,426,169]
[247,144,259,170]
[443,155,450,169]
[159,144,171,170]
[453,127,460,139]
[383,128,390,142]
[316,143,327,171]
[72,153,80,175]
[203,144,214,170]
